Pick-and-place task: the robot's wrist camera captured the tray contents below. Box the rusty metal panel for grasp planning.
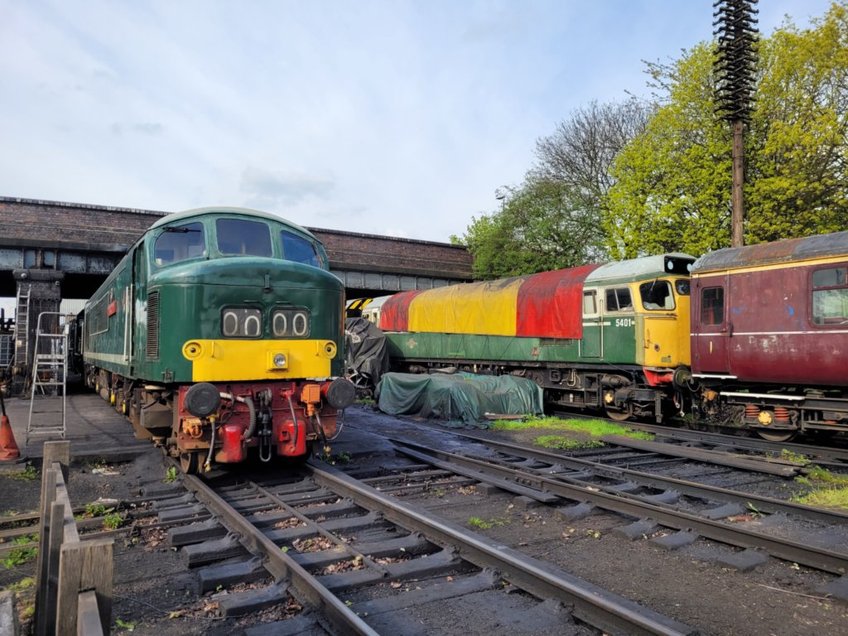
[56,252,87,273]
[0,248,23,268]
[693,230,848,273]
[86,255,121,274]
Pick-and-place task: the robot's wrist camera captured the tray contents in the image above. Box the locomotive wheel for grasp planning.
[605,405,632,422]
[755,429,796,443]
[180,451,200,475]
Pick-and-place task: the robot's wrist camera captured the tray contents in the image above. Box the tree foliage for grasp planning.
[456,98,651,278]
[456,179,605,279]
[606,2,848,258]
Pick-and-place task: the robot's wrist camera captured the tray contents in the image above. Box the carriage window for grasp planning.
[217,219,273,257]
[605,288,632,312]
[701,287,724,326]
[280,230,321,267]
[582,290,597,315]
[640,280,675,310]
[812,267,848,326]
[154,222,205,266]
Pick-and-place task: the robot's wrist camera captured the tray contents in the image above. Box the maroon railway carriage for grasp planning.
[689,230,848,441]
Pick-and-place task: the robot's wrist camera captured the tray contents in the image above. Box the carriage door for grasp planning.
[130,242,146,375]
[693,276,730,373]
[580,290,601,358]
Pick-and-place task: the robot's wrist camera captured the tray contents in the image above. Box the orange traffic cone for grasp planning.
[0,392,20,461]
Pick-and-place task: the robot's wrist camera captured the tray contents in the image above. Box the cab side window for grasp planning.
[280,230,322,267]
[701,287,724,326]
[812,267,848,326]
[605,288,632,312]
[154,222,205,266]
[583,290,598,315]
[639,280,675,310]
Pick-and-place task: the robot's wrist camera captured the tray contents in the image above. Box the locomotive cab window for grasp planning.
[675,279,690,296]
[217,219,273,257]
[701,287,724,326]
[154,222,205,266]
[605,288,632,312]
[812,266,848,326]
[582,290,598,316]
[280,230,321,267]
[640,280,675,310]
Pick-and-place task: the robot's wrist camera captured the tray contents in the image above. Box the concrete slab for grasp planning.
[641,490,680,505]
[513,495,542,510]
[651,530,698,550]
[819,575,848,603]
[2,393,150,462]
[476,482,503,496]
[556,502,595,521]
[613,519,659,541]
[715,548,769,572]
[702,502,746,520]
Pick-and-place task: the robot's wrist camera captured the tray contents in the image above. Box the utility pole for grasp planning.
[713,0,758,248]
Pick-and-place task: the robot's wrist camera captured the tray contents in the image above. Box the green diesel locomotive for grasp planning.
[379,254,695,423]
[82,207,355,473]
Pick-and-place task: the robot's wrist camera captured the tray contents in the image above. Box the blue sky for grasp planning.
[0,0,834,243]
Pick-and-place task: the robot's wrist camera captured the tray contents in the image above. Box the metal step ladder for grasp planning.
[14,284,31,374]
[26,312,69,444]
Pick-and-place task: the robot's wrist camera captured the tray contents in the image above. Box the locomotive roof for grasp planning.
[585,253,695,283]
[148,207,318,240]
[691,230,848,274]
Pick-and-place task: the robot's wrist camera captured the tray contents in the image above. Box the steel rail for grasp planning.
[599,435,801,476]
[306,461,696,636]
[387,439,848,576]
[181,472,377,636]
[551,411,848,465]
[445,431,848,526]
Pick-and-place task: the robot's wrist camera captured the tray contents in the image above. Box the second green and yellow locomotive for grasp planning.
[379,254,694,422]
[82,207,355,473]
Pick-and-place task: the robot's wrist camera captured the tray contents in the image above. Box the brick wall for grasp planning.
[0,197,472,279]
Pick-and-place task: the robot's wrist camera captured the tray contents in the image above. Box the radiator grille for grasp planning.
[146,291,159,358]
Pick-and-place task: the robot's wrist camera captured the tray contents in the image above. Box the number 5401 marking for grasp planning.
[615,318,635,328]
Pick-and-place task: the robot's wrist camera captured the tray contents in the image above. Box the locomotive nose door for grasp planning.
[580,289,601,358]
[692,275,730,373]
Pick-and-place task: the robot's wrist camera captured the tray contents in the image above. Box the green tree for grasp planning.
[457,179,605,279]
[606,2,848,257]
[457,98,649,277]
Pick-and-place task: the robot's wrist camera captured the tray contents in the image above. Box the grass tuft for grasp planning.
[792,466,848,510]
[492,416,653,442]
[6,465,38,481]
[468,516,506,530]
[535,435,605,450]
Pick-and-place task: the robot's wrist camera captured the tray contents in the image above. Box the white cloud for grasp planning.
[0,0,835,242]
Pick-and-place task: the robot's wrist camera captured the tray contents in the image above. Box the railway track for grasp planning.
[367,436,848,575]
[552,410,848,469]
[157,461,696,635]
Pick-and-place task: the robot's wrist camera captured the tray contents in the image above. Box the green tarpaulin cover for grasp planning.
[376,371,543,425]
